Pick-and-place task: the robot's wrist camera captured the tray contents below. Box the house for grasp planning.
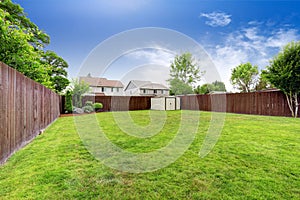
[124,80,169,96]
[79,75,124,96]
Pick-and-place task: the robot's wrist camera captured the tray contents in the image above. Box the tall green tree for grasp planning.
[264,41,300,118]
[168,52,203,95]
[41,51,70,92]
[169,78,193,95]
[0,0,69,92]
[230,62,258,92]
[0,8,53,88]
[0,0,49,49]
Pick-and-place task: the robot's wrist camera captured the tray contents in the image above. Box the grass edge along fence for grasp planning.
[180,90,299,117]
[0,62,61,165]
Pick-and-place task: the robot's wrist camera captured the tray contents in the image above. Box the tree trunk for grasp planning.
[294,93,299,118]
[285,93,295,117]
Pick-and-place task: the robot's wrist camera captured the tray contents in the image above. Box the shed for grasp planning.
[151,97,181,110]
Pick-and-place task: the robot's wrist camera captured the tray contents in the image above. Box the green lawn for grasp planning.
[0,111,299,199]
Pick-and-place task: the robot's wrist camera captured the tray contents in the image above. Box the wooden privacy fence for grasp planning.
[81,96,153,112]
[0,62,61,164]
[180,90,299,117]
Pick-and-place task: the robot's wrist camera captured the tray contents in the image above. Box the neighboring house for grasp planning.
[124,80,169,96]
[79,75,124,96]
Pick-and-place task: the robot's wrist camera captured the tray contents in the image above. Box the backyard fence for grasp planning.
[180,90,299,117]
[81,96,153,112]
[0,62,61,164]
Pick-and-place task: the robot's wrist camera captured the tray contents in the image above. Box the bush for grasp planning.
[93,102,103,111]
[85,101,93,107]
[65,90,73,113]
[83,105,94,113]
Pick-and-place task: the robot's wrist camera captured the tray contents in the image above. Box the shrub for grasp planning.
[85,101,93,107]
[93,102,103,111]
[65,90,73,113]
[83,105,94,113]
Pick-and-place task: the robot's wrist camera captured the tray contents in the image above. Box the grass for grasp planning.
[0,111,299,199]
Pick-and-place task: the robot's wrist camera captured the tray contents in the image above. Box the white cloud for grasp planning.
[103,48,175,87]
[120,64,170,87]
[124,49,175,85]
[248,21,263,26]
[244,27,264,41]
[200,11,231,27]
[127,48,175,67]
[203,24,300,92]
[266,29,299,48]
[103,25,299,92]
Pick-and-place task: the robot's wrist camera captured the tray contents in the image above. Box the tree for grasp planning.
[168,52,203,95]
[230,62,258,92]
[0,0,50,49]
[198,84,212,94]
[0,0,69,91]
[64,90,73,113]
[264,41,300,118]
[41,51,70,93]
[211,80,226,92]
[194,81,226,94]
[255,70,272,91]
[169,78,193,95]
[0,8,53,88]
[69,79,90,108]
[194,85,202,94]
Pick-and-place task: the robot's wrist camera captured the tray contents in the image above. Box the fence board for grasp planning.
[80,96,153,112]
[180,91,300,117]
[0,62,61,165]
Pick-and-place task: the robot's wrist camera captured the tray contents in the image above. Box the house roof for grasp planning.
[140,83,169,90]
[126,80,169,90]
[130,80,152,87]
[79,76,124,88]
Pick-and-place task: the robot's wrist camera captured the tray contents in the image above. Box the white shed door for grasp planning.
[166,98,176,110]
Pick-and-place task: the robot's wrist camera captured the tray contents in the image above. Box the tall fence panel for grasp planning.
[180,90,298,117]
[81,96,153,112]
[0,62,61,164]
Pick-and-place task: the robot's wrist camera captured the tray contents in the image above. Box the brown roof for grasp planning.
[79,77,124,88]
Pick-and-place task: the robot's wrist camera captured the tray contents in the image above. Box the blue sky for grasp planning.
[13,0,300,91]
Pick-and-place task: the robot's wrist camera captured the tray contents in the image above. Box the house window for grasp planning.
[111,88,114,92]
[117,88,119,92]
[101,87,104,92]
[154,89,157,94]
